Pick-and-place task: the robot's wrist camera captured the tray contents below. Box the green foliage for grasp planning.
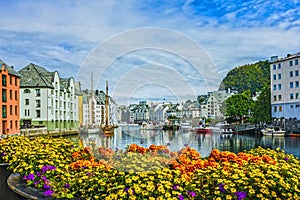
[219,60,270,94]
[221,90,255,123]
[253,86,271,124]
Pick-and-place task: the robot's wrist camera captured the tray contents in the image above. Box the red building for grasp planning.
[0,60,21,135]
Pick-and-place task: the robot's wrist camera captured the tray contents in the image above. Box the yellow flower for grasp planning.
[230,188,236,193]
[226,195,233,200]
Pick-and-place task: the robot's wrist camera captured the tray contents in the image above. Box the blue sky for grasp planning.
[0,0,300,105]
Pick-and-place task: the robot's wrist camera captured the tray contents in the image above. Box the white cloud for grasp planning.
[0,0,300,105]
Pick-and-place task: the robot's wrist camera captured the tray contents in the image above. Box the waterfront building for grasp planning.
[129,101,150,124]
[198,89,235,119]
[182,100,201,119]
[0,60,21,135]
[81,89,105,128]
[270,53,300,129]
[18,63,79,131]
[152,103,170,122]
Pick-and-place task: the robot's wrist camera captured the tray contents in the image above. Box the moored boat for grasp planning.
[261,126,286,136]
[192,126,212,134]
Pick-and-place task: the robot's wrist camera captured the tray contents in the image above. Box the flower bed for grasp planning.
[1,136,300,199]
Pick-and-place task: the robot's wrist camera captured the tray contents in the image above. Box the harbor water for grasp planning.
[79,125,300,159]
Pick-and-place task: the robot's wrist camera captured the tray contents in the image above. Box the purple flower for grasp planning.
[234,192,247,200]
[41,165,56,173]
[64,183,70,188]
[36,172,41,177]
[178,194,184,200]
[34,181,39,187]
[43,189,53,196]
[184,143,188,147]
[187,190,196,197]
[27,174,35,181]
[166,142,171,146]
[1,152,6,157]
[43,184,51,189]
[219,183,226,193]
[41,176,47,181]
[173,185,178,190]
[124,188,130,192]
[284,157,289,161]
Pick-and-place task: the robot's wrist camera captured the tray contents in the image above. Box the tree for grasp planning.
[221,90,255,123]
[252,86,271,125]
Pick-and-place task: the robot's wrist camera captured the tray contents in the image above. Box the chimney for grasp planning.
[287,54,292,57]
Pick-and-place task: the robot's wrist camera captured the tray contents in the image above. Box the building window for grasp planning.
[24,89,31,93]
[295,59,299,65]
[278,84,281,90]
[278,73,281,80]
[2,75,6,86]
[290,105,294,108]
[290,93,294,100]
[36,89,40,97]
[25,109,30,116]
[278,95,282,101]
[36,110,41,118]
[296,93,299,99]
[36,100,41,108]
[274,106,277,112]
[10,120,12,129]
[279,106,282,112]
[273,64,276,70]
[10,90,12,99]
[278,63,281,69]
[15,106,17,115]
[290,71,293,77]
[15,121,18,129]
[273,95,277,101]
[15,78,17,86]
[296,81,299,88]
[15,91,17,100]
[273,74,276,80]
[10,76,12,85]
[273,85,276,90]
[296,70,299,76]
[10,105,12,115]
[290,60,293,66]
[2,105,7,118]
[2,89,6,102]
[290,82,294,88]
[25,99,29,105]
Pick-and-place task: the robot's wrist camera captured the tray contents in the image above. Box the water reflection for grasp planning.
[78,125,300,159]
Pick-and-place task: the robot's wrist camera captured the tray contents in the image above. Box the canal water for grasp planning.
[80,125,300,159]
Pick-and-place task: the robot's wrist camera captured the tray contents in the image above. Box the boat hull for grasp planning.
[261,131,286,136]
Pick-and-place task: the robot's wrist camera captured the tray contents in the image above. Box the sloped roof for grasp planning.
[0,59,22,77]
[18,63,54,88]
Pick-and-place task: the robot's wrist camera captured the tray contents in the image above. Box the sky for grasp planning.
[0,0,300,105]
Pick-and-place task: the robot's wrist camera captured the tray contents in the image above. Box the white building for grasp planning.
[199,90,235,119]
[18,63,78,131]
[270,53,300,121]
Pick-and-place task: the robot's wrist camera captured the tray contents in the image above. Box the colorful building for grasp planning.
[0,60,21,135]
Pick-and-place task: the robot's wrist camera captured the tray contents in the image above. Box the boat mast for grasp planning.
[105,81,109,126]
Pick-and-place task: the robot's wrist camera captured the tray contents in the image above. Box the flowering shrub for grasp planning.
[1,137,300,199]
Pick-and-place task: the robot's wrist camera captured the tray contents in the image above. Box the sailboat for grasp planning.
[100,81,118,135]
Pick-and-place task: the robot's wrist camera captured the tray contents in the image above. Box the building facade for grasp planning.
[270,53,300,124]
[0,61,21,135]
[18,63,78,131]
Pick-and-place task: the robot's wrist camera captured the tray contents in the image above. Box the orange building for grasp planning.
[0,60,21,135]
